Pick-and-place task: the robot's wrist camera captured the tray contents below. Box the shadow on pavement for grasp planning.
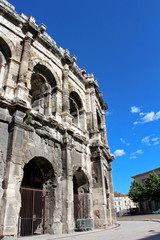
[138,233,160,240]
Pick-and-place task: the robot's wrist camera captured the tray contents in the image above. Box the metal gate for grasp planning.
[74,194,84,220]
[18,187,49,236]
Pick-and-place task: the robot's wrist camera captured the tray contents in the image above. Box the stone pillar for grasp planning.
[92,157,107,229]
[102,112,109,147]
[45,92,52,116]
[54,88,62,122]
[1,162,22,237]
[107,163,116,225]
[86,89,92,131]
[62,133,74,233]
[18,33,32,85]
[61,64,73,124]
[62,64,69,113]
[79,109,87,132]
[15,33,32,102]
[90,88,98,132]
[0,109,26,238]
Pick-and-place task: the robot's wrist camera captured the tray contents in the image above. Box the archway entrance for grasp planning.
[19,157,55,236]
[73,169,89,221]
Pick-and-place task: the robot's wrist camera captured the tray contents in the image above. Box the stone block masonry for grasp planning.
[0,0,116,238]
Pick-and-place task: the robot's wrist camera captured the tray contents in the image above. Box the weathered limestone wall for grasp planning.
[0,0,116,238]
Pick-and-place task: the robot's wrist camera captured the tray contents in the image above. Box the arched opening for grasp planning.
[73,169,90,221]
[0,37,11,90]
[105,177,109,210]
[70,91,83,127]
[97,110,104,142]
[97,110,102,130]
[19,157,55,236]
[30,64,57,115]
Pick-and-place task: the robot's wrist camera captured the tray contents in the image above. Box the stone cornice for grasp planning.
[1,0,108,111]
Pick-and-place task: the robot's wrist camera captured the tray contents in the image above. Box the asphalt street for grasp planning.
[17,215,160,240]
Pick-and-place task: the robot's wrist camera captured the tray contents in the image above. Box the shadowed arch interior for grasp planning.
[20,157,55,236]
[70,91,83,126]
[73,169,90,220]
[21,157,54,189]
[0,37,11,88]
[30,64,57,115]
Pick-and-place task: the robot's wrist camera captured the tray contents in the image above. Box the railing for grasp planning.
[76,219,93,231]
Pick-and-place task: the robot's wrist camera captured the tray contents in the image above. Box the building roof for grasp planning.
[114,191,128,197]
[131,167,160,179]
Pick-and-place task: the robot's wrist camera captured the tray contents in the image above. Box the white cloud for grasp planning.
[142,136,151,146]
[120,138,130,146]
[152,137,159,142]
[131,106,141,113]
[129,156,137,159]
[136,149,143,154]
[151,137,160,146]
[114,149,126,157]
[153,141,159,146]
[106,111,112,116]
[120,138,125,144]
[134,111,160,124]
[142,136,160,146]
[131,149,143,155]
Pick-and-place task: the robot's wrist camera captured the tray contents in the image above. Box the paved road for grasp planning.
[18,219,160,240]
[50,221,160,240]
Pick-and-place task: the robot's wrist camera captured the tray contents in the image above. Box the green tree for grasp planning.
[144,172,160,201]
[128,180,145,202]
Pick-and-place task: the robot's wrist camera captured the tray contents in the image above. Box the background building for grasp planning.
[114,192,136,217]
[0,0,116,238]
[132,167,160,213]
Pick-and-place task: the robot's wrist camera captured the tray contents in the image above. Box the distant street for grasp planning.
[52,221,160,240]
[18,215,160,240]
[118,213,160,221]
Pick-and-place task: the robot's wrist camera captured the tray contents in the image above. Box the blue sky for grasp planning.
[10,0,160,193]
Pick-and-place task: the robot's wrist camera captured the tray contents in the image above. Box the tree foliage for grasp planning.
[144,172,160,200]
[128,180,145,202]
[128,172,160,203]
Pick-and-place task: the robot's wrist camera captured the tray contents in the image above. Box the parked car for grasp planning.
[152,209,160,214]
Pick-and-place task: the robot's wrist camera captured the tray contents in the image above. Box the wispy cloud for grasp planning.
[133,110,160,125]
[130,149,143,155]
[120,138,130,146]
[152,137,160,146]
[142,136,151,146]
[130,156,137,159]
[131,106,141,113]
[106,110,112,116]
[114,149,126,157]
[142,136,160,146]
[130,149,143,159]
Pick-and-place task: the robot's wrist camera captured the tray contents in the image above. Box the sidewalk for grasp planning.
[118,213,160,222]
[17,225,119,240]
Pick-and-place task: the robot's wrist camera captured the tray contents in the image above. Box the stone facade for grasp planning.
[0,0,116,238]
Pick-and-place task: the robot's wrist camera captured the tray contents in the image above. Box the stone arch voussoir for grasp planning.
[0,31,16,58]
[29,57,61,89]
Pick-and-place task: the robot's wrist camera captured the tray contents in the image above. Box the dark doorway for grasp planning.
[73,170,89,221]
[19,187,48,236]
[19,157,55,236]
